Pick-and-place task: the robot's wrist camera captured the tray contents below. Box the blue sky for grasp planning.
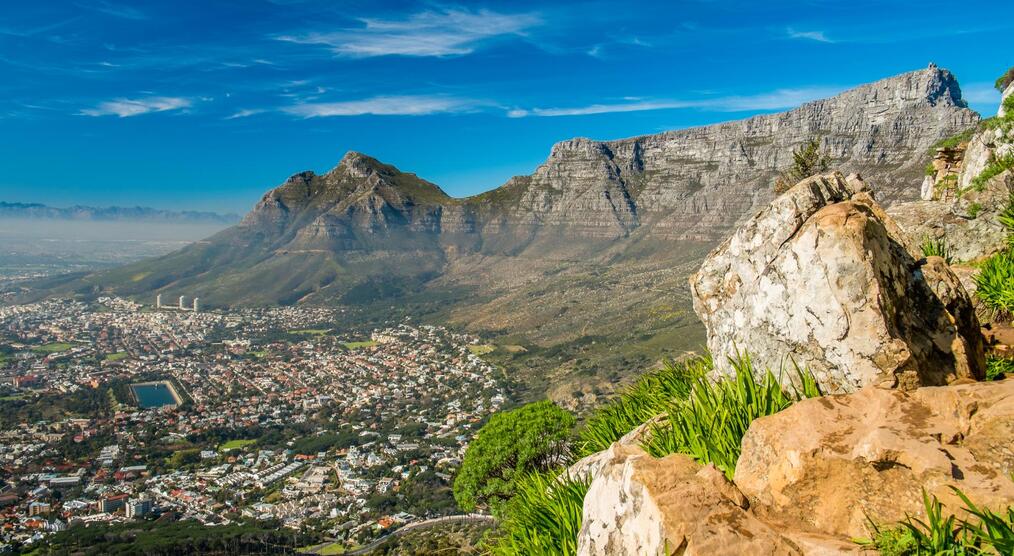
[0,0,1009,213]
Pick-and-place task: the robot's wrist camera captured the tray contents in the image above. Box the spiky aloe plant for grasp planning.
[575,356,711,457]
[488,471,590,556]
[975,249,1014,322]
[920,236,954,264]
[641,354,822,478]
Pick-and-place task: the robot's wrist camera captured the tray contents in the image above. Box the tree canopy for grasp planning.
[453,400,574,513]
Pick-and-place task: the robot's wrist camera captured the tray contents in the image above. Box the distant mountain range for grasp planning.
[0,201,240,225]
[28,65,981,400]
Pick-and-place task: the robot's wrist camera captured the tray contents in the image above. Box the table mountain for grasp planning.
[34,65,981,398]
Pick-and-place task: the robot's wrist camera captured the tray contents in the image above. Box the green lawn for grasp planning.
[290,329,330,336]
[104,351,129,362]
[468,344,495,355]
[248,350,269,358]
[31,342,73,354]
[219,439,257,452]
[343,340,378,349]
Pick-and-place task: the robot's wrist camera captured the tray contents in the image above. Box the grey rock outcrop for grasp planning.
[690,172,985,392]
[889,76,1014,266]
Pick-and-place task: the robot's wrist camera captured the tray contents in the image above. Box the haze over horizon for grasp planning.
[1,0,1009,213]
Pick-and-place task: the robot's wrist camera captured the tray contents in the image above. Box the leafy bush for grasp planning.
[974,249,1014,322]
[773,139,831,193]
[487,471,590,556]
[996,66,1014,92]
[986,355,1014,381]
[576,356,711,457]
[642,354,822,478]
[920,237,953,264]
[454,400,575,512]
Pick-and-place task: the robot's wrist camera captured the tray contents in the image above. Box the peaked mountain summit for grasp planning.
[37,66,981,392]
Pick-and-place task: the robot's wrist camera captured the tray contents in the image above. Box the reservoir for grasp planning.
[131,381,182,409]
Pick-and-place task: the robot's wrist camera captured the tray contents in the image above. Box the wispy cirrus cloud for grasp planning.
[78,1,148,20]
[275,8,541,58]
[508,86,844,117]
[786,27,833,43]
[80,96,192,117]
[281,95,477,118]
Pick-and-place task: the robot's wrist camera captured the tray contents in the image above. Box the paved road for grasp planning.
[325,514,495,555]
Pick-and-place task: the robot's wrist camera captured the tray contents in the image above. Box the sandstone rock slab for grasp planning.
[576,444,816,556]
[735,378,1014,539]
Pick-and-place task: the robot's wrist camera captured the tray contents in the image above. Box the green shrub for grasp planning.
[454,400,575,512]
[920,237,953,264]
[576,356,711,457]
[773,139,831,193]
[487,471,590,556]
[642,354,822,478]
[986,355,1014,381]
[996,66,1014,92]
[975,249,1014,322]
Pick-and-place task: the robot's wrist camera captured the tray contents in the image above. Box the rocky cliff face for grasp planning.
[232,65,978,257]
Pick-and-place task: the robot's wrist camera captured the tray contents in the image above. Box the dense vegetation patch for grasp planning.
[575,356,711,457]
[642,354,821,478]
[996,66,1014,92]
[975,194,1014,322]
[21,516,316,556]
[453,400,574,513]
[488,471,590,556]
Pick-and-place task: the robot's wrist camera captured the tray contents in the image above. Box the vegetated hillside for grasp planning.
[32,66,981,402]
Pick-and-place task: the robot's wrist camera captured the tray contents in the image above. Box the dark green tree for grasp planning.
[774,138,832,193]
[453,400,574,513]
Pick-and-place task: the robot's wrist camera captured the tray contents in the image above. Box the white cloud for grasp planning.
[960,82,1001,105]
[508,87,844,117]
[79,1,148,20]
[281,95,477,118]
[275,8,540,58]
[80,96,191,117]
[225,108,267,120]
[787,27,833,43]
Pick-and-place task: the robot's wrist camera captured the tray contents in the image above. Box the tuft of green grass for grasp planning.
[986,355,1014,381]
[967,202,983,219]
[575,356,711,457]
[856,488,1014,555]
[488,471,590,556]
[920,237,954,264]
[642,354,822,479]
[975,249,1014,322]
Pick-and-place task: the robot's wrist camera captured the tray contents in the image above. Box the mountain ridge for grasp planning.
[25,66,983,399]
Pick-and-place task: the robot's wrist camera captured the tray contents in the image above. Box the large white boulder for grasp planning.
[690,173,985,392]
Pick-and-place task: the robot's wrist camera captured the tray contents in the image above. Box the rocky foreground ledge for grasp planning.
[571,167,1014,554]
[576,378,1014,555]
